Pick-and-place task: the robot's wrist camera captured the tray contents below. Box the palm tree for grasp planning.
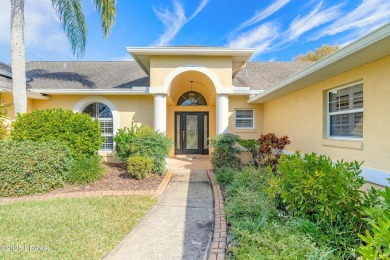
[10,0,117,116]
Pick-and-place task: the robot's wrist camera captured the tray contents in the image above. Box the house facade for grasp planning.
[1,24,389,187]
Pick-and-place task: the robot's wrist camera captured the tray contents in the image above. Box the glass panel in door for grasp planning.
[186,115,198,149]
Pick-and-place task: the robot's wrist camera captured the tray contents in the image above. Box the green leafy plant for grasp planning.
[359,184,390,260]
[11,108,104,158]
[215,166,236,187]
[237,138,258,166]
[0,140,72,196]
[257,133,290,172]
[114,125,173,175]
[113,122,139,161]
[133,126,173,175]
[127,156,152,180]
[67,156,104,184]
[221,167,327,259]
[276,152,365,224]
[210,133,242,170]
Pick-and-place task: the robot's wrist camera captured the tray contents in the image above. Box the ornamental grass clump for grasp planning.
[67,155,104,184]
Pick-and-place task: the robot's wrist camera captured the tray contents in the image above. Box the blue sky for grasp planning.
[0,0,389,63]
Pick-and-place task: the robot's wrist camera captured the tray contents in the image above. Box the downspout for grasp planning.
[232,62,247,78]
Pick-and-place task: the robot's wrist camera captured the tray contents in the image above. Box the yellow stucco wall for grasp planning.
[263,55,390,173]
[32,95,154,129]
[0,93,15,118]
[229,95,264,139]
[150,56,233,87]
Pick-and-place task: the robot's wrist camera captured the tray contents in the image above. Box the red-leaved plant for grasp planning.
[257,133,291,172]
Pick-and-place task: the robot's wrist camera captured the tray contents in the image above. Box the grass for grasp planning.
[0,195,157,259]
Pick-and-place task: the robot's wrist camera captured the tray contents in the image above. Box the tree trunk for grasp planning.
[10,0,27,116]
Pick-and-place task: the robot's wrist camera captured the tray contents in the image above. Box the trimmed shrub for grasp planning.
[210,133,242,170]
[276,152,365,224]
[0,140,72,196]
[67,156,104,184]
[127,156,152,180]
[114,125,173,175]
[11,108,104,158]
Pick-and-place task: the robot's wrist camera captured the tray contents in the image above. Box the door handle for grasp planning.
[182,131,185,142]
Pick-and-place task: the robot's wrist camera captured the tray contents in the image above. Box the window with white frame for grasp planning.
[235,109,254,128]
[82,102,114,151]
[328,83,363,138]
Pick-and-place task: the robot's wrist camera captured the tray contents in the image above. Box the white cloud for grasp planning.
[228,22,279,55]
[188,0,209,21]
[286,1,343,41]
[0,0,72,61]
[153,0,187,46]
[153,0,209,46]
[313,0,390,40]
[236,0,290,31]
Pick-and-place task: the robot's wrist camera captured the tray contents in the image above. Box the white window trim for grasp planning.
[327,82,363,140]
[234,109,255,129]
[73,96,119,152]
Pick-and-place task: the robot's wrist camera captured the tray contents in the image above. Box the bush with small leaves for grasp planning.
[0,140,72,196]
[114,125,173,175]
[127,156,153,180]
[11,108,104,158]
[210,133,242,171]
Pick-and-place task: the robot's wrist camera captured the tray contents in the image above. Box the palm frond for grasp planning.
[93,0,117,37]
[52,0,87,58]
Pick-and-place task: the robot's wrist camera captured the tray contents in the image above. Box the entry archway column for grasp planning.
[216,94,229,134]
[154,94,167,133]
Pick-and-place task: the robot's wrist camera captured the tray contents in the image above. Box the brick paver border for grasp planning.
[0,171,173,205]
[207,170,227,260]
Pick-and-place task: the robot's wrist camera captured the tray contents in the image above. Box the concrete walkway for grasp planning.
[105,157,214,260]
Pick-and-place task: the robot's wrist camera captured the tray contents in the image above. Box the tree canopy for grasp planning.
[292,44,340,61]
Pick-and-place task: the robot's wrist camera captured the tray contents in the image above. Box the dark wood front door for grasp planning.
[175,112,209,155]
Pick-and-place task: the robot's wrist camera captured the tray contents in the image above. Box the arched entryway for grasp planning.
[166,69,217,155]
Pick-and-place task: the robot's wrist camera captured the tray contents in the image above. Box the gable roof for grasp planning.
[0,60,312,93]
[26,61,149,89]
[249,22,390,103]
[233,62,314,90]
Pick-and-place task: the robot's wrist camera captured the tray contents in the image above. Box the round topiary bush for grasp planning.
[11,108,104,158]
[0,140,72,197]
[127,156,152,180]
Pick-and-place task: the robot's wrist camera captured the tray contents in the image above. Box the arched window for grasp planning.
[82,102,113,151]
[177,91,207,106]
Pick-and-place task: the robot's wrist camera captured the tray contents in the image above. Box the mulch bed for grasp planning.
[51,163,164,194]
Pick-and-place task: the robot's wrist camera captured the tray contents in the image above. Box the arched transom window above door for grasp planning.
[82,102,113,151]
[177,91,207,106]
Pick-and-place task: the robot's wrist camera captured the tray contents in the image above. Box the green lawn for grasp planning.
[0,196,157,259]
